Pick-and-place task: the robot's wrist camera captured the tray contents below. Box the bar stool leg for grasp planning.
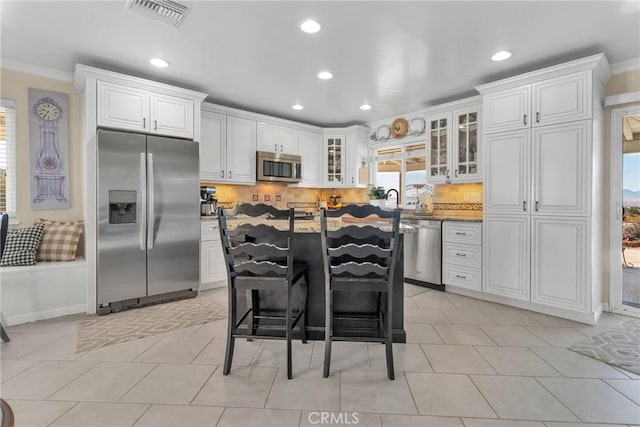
[385,293,395,380]
[286,286,293,379]
[223,288,237,375]
[323,288,333,378]
[299,276,308,344]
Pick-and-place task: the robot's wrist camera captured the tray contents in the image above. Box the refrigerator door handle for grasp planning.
[139,153,146,250]
[147,153,155,250]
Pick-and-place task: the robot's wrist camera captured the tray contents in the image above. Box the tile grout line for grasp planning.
[600,377,640,407]
[1,358,45,383]
[188,364,218,405]
[417,343,435,373]
[45,400,80,427]
[129,403,152,426]
[401,371,420,416]
[214,406,227,427]
[263,366,280,409]
[465,374,500,420]
[116,363,160,403]
[532,376,583,423]
[187,337,214,364]
[41,360,99,401]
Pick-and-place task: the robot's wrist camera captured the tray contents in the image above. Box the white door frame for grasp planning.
[609,104,640,316]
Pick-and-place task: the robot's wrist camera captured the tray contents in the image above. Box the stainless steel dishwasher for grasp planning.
[403,219,443,290]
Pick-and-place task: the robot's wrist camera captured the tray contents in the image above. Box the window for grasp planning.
[0,99,16,219]
[374,142,427,207]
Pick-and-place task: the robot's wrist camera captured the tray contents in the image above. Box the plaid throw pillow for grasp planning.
[35,219,84,262]
[0,224,45,267]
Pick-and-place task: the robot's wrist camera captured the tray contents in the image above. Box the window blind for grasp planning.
[0,98,16,219]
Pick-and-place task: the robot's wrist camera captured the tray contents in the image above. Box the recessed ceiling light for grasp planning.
[149,58,169,68]
[360,104,372,111]
[491,50,512,61]
[318,71,333,80]
[292,104,304,110]
[299,19,321,34]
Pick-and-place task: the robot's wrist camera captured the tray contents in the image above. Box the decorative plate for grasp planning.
[408,117,426,135]
[375,125,391,141]
[391,118,409,138]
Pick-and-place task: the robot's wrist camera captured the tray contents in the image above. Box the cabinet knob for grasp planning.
[455,232,467,236]
[280,144,283,152]
[523,114,527,125]
[455,274,467,279]
[455,253,466,257]
[221,170,224,178]
[274,144,278,152]
[352,177,354,184]
[523,201,527,211]
[536,112,540,123]
[535,201,539,211]
[229,171,232,179]
[454,169,458,177]
[143,118,146,128]
[154,120,157,130]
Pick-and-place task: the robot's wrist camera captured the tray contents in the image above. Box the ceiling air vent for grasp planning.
[125,0,192,28]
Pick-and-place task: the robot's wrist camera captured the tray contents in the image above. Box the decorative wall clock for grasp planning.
[28,89,70,209]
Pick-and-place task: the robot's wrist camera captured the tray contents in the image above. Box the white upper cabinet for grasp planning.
[532,121,591,216]
[257,122,299,155]
[97,80,194,139]
[297,130,323,187]
[324,134,346,186]
[226,116,257,184]
[483,86,530,134]
[483,71,591,134]
[150,93,194,139]
[98,81,149,132]
[345,129,369,187]
[426,99,482,184]
[200,111,226,181]
[484,130,530,215]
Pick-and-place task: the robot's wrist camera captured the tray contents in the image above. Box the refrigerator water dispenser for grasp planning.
[108,190,136,224]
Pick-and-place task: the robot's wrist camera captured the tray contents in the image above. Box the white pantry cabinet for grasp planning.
[257,122,299,155]
[483,71,591,135]
[97,80,194,139]
[476,53,609,324]
[345,127,370,187]
[200,111,226,181]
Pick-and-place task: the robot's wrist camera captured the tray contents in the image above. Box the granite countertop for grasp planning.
[400,213,482,222]
[209,216,417,234]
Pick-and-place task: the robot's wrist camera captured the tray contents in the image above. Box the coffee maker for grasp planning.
[200,186,217,216]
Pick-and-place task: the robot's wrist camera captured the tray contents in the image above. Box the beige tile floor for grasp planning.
[1,285,639,427]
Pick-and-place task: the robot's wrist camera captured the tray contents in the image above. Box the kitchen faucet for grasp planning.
[385,189,399,207]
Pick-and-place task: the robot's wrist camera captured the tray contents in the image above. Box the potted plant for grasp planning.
[368,186,387,207]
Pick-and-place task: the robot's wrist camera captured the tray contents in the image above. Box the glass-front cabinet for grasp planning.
[453,108,481,182]
[428,114,451,183]
[324,135,345,185]
[426,99,482,184]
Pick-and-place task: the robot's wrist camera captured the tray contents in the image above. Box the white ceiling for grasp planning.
[1,1,639,127]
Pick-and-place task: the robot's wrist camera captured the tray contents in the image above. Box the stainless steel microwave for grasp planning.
[256,151,302,183]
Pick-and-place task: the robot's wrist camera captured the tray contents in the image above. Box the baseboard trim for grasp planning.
[5,304,86,326]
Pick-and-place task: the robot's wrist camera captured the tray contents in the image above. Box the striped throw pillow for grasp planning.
[35,219,84,262]
[0,224,45,267]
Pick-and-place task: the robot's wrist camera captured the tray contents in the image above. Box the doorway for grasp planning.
[610,105,640,316]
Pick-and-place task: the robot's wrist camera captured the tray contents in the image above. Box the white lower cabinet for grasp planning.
[531,217,588,311]
[442,221,482,292]
[200,222,227,289]
[482,216,530,301]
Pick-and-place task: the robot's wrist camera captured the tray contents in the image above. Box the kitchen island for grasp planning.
[229,217,410,343]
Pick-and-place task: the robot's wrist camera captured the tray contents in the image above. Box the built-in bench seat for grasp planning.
[1,258,87,326]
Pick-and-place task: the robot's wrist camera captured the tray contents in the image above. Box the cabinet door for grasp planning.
[532,121,590,216]
[297,130,323,187]
[97,81,149,132]
[483,86,531,134]
[345,130,369,187]
[427,113,451,184]
[200,111,226,181]
[278,126,299,155]
[257,122,278,153]
[453,108,481,182]
[484,130,531,215]
[200,240,227,285]
[324,135,345,186]
[483,215,530,301]
[532,72,591,127]
[531,217,588,311]
[150,93,194,139]
[226,116,256,183]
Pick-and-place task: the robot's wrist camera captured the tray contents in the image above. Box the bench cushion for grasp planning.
[35,218,83,261]
[0,224,44,267]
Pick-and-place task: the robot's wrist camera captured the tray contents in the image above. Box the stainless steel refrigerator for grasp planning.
[97,129,199,314]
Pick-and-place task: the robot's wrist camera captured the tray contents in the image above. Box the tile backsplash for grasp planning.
[202,182,369,210]
[432,183,483,219]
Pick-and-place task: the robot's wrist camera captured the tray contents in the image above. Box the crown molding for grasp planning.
[1,58,73,82]
[475,53,610,94]
[611,57,640,75]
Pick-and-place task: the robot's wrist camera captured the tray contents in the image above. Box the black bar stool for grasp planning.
[218,204,308,379]
[320,205,401,380]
